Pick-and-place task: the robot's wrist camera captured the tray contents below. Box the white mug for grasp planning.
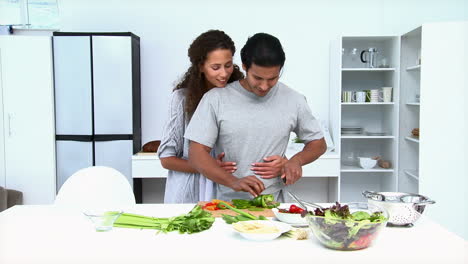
[382,87,392,102]
[354,91,366,103]
[342,91,353,102]
[369,89,381,102]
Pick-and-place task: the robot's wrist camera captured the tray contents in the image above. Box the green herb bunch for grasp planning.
[112,205,215,234]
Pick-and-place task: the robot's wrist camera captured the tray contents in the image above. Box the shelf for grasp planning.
[341,102,394,105]
[406,65,421,71]
[341,165,394,172]
[405,136,420,143]
[406,102,420,106]
[341,135,395,139]
[342,68,396,72]
[404,169,419,180]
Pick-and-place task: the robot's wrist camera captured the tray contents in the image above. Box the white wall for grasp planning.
[58,0,468,145]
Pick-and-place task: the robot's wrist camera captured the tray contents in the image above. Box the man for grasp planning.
[185,33,327,201]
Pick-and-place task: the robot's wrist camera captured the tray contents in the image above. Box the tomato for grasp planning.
[289,204,305,214]
[349,234,375,249]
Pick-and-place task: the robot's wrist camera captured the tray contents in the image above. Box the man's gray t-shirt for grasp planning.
[184,81,323,201]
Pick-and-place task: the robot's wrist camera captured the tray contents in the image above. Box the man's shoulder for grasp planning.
[277,82,305,99]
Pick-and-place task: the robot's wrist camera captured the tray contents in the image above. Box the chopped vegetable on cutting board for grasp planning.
[198,201,275,217]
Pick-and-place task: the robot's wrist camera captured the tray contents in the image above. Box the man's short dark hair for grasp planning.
[240,33,286,71]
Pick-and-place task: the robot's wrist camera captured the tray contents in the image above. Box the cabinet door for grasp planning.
[0,36,56,204]
[419,22,468,239]
[95,140,133,187]
[56,140,93,192]
[92,36,133,135]
[0,44,5,187]
[53,36,93,135]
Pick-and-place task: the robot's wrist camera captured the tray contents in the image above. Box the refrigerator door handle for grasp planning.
[8,113,13,137]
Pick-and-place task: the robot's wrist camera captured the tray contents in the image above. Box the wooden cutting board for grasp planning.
[197,202,274,218]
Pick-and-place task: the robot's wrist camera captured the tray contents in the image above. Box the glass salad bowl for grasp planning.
[306,202,388,250]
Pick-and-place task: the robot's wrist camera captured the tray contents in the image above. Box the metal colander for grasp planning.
[362,191,435,227]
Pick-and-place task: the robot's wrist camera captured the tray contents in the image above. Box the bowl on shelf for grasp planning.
[358,157,377,169]
[306,202,388,250]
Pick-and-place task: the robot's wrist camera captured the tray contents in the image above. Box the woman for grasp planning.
[158,30,285,203]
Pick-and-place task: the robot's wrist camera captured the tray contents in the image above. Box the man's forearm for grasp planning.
[289,138,327,166]
[188,142,238,188]
[160,156,199,173]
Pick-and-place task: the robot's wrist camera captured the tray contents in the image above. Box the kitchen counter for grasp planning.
[1,204,466,264]
[132,150,340,179]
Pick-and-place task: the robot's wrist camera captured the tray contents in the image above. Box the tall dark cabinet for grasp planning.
[52,32,141,201]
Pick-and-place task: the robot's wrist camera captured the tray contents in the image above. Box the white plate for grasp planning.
[272,208,308,226]
[232,220,291,241]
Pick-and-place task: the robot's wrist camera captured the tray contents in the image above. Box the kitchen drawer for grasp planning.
[132,154,167,178]
[302,158,340,177]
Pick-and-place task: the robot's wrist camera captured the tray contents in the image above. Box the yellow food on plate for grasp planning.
[233,221,280,234]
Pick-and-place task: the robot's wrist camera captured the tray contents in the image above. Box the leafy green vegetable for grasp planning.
[113,205,215,234]
[351,211,370,221]
[219,201,267,224]
[292,137,305,143]
[251,194,280,209]
[246,207,264,211]
[369,212,387,222]
[231,199,252,209]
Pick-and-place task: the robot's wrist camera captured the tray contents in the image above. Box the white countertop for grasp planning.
[132,150,340,160]
[131,150,340,178]
[1,204,466,264]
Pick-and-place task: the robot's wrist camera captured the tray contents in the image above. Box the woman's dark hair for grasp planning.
[175,30,244,116]
[240,33,286,71]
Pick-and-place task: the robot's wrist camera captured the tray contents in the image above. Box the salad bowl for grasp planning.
[306,202,388,250]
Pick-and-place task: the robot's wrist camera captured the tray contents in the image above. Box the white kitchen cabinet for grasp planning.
[132,152,340,203]
[330,36,400,202]
[400,22,467,239]
[0,36,56,204]
[53,33,142,199]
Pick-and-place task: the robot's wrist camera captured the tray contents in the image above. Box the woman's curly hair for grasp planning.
[175,30,244,117]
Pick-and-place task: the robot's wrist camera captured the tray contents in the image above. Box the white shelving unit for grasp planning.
[330,22,467,238]
[404,136,420,143]
[406,65,421,71]
[399,27,421,194]
[341,165,394,173]
[330,36,400,202]
[404,169,419,180]
[341,102,394,105]
[342,68,396,72]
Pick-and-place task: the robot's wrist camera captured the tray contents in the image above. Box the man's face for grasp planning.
[242,63,281,97]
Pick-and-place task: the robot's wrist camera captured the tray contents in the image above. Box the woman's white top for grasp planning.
[157,89,215,203]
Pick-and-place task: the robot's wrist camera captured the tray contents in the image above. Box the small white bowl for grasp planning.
[232,220,291,241]
[272,208,308,226]
[358,157,377,169]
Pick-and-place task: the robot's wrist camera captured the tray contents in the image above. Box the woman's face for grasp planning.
[200,48,234,89]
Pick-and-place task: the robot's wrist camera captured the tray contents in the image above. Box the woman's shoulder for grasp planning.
[170,88,187,103]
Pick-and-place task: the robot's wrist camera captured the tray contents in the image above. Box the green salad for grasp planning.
[306,202,387,250]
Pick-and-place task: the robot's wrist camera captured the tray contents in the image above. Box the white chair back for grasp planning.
[55,166,136,210]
